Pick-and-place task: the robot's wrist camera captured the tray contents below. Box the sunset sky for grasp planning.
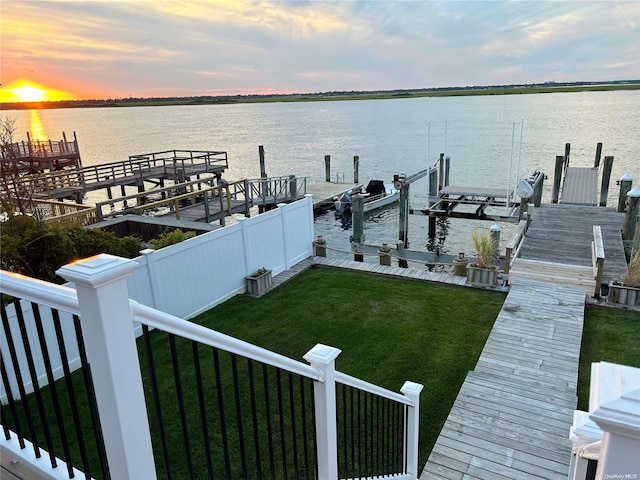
[1,0,638,102]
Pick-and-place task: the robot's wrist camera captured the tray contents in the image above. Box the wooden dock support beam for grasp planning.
[428,167,438,238]
[599,155,614,207]
[552,155,564,203]
[398,183,410,249]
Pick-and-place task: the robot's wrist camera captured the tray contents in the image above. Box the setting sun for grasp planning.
[0,81,72,103]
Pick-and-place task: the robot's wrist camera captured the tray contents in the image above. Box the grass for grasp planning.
[577,306,640,411]
[190,268,505,470]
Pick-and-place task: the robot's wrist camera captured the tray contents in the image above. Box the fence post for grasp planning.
[278,202,291,270]
[401,381,424,478]
[57,254,157,479]
[304,344,341,480]
[589,389,640,478]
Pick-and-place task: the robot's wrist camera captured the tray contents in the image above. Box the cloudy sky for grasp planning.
[1,0,638,101]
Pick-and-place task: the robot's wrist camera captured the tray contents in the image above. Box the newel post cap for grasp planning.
[57,254,137,288]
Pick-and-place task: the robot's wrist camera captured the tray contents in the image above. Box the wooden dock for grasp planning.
[422,279,585,479]
[306,181,362,211]
[510,204,627,291]
[560,167,599,205]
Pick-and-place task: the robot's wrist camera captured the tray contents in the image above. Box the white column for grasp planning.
[304,343,341,480]
[57,254,157,480]
[590,388,640,479]
[401,381,424,479]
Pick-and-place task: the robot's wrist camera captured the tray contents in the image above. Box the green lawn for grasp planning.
[191,267,505,470]
[577,306,640,411]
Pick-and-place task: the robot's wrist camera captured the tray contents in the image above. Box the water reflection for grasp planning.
[426,217,451,253]
[29,110,48,141]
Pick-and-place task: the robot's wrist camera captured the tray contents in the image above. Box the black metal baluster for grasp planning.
[299,377,310,480]
[73,315,108,479]
[287,372,299,479]
[1,353,24,446]
[357,389,362,480]
[364,391,369,476]
[276,369,288,479]
[376,395,381,474]
[1,300,42,459]
[230,354,247,478]
[142,324,171,479]
[247,359,262,479]
[52,309,94,479]
[404,405,409,472]
[341,383,347,478]
[191,342,213,480]
[212,348,232,478]
[310,381,318,479]
[168,334,193,478]
[261,364,276,478]
[33,305,75,477]
[350,387,355,476]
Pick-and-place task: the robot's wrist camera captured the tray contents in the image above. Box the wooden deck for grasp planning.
[422,279,585,479]
[560,167,599,205]
[306,181,362,210]
[515,204,627,288]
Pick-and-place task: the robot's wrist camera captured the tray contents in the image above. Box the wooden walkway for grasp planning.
[560,167,599,205]
[422,279,585,479]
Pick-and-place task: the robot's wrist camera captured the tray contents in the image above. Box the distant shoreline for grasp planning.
[2,81,639,111]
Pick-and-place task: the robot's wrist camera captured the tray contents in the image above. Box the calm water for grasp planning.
[6,91,640,258]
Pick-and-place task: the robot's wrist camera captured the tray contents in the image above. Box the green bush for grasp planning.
[148,229,196,249]
[0,216,144,283]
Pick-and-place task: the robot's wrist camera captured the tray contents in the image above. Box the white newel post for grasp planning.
[401,381,424,479]
[590,389,640,479]
[57,254,157,480]
[304,343,341,480]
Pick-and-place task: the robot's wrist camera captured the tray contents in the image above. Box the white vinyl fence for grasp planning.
[1,196,314,402]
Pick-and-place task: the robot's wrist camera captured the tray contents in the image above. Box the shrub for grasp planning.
[0,216,144,283]
[148,229,196,249]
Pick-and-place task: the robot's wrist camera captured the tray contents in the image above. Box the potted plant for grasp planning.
[245,267,273,297]
[608,252,640,307]
[467,230,499,286]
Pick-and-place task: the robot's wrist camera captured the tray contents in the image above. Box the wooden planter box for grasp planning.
[245,270,273,297]
[467,265,498,286]
[607,283,640,307]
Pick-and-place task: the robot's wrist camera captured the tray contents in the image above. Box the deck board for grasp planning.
[421,279,584,479]
[560,167,599,205]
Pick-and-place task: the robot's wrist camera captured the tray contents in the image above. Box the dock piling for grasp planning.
[552,155,564,203]
[599,155,614,207]
[622,187,640,242]
[564,143,571,167]
[594,142,603,168]
[378,243,392,266]
[324,155,331,182]
[352,194,365,262]
[314,236,327,257]
[353,156,359,184]
[617,174,633,213]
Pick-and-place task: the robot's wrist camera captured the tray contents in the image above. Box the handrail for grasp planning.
[130,301,323,382]
[504,221,529,274]
[0,270,80,315]
[335,371,414,407]
[592,225,605,298]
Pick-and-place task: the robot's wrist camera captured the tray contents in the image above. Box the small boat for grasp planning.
[334,180,399,215]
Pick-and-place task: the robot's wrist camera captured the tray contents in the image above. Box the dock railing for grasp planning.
[1,255,423,479]
[504,220,529,275]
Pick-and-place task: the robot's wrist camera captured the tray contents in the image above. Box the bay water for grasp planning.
[5,90,639,259]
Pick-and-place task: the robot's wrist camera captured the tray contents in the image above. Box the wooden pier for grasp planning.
[1,132,82,174]
[509,204,627,293]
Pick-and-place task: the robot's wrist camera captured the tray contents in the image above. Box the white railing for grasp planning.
[1,197,315,403]
[1,254,423,479]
